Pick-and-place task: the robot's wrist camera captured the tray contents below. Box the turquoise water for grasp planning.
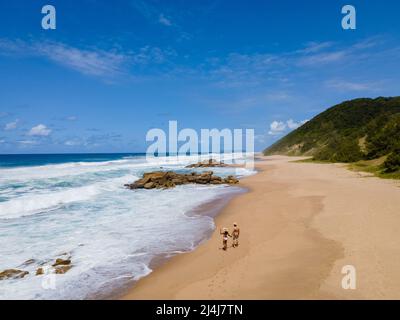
[0,153,145,168]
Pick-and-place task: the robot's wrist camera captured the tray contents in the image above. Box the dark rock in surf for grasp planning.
[52,258,73,274]
[20,259,36,267]
[36,268,44,276]
[52,258,71,267]
[185,159,228,168]
[125,170,239,190]
[55,265,72,274]
[0,269,29,280]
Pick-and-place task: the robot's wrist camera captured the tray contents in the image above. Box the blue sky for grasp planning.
[0,0,400,153]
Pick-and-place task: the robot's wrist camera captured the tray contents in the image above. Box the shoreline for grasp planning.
[121,155,400,299]
[110,185,247,300]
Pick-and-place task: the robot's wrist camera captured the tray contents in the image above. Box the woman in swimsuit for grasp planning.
[220,228,232,250]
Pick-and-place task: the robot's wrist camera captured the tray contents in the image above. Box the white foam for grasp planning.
[0,175,138,219]
[0,153,250,299]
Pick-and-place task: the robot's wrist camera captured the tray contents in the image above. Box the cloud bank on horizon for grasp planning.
[0,0,400,153]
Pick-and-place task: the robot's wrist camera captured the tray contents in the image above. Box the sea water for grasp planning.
[0,153,254,299]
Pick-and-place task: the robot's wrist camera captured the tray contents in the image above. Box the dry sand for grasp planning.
[122,155,400,300]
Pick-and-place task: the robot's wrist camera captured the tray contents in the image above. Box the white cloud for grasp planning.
[268,119,308,135]
[64,140,81,146]
[38,43,127,77]
[0,38,127,78]
[0,38,176,81]
[4,119,18,130]
[286,119,298,129]
[298,51,347,66]
[297,37,384,67]
[66,116,77,121]
[208,37,386,90]
[352,36,386,50]
[159,14,172,26]
[18,140,38,145]
[28,124,51,136]
[325,79,378,92]
[286,119,308,129]
[203,35,392,92]
[268,121,287,135]
[131,46,174,65]
[298,41,334,54]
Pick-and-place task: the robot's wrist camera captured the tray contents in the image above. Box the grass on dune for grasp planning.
[348,157,400,180]
[291,155,400,180]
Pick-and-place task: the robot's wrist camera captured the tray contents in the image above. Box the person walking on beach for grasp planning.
[220,228,232,251]
[232,223,240,248]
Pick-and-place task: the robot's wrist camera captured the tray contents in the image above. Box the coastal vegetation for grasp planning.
[264,97,400,178]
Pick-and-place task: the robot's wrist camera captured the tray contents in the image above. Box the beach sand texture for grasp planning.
[122,155,400,300]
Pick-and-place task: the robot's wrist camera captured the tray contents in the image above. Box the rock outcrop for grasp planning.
[125,171,239,190]
[36,268,44,276]
[52,258,72,274]
[55,265,72,274]
[35,258,73,276]
[52,258,71,267]
[185,159,228,168]
[0,269,29,280]
[1,255,74,280]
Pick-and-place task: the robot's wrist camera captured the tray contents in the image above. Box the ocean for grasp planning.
[0,153,254,299]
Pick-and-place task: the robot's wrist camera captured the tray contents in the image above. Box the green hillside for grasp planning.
[263,97,400,175]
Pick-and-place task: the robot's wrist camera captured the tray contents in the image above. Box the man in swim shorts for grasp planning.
[232,223,240,247]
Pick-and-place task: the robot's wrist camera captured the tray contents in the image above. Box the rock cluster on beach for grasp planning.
[185,159,228,168]
[0,255,73,280]
[125,170,239,190]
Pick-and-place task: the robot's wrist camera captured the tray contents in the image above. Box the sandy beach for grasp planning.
[122,155,400,300]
